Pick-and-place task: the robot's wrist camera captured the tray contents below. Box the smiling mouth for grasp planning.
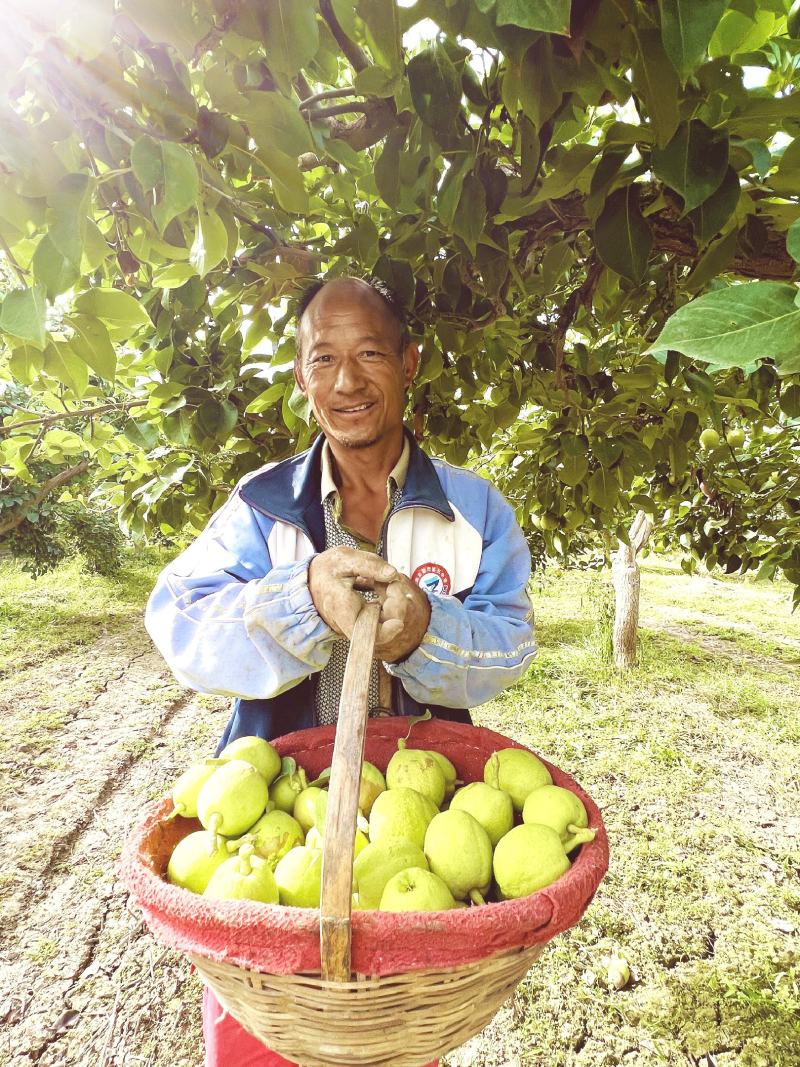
[334,402,374,414]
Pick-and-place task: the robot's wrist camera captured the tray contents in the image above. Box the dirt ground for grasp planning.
[0,560,798,1067]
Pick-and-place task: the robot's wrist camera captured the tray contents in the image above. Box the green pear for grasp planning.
[270,768,308,812]
[230,809,304,865]
[522,784,596,852]
[386,741,446,807]
[293,786,326,834]
[196,759,268,842]
[203,843,279,903]
[449,781,513,847]
[353,839,429,909]
[493,824,570,899]
[274,846,323,907]
[218,735,281,786]
[423,809,492,904]
[368,787,439,849]
[379,867,457,912]
[426,750,458,799]
[484,749,552,812]
[359,761,386,816]
[167,759,222,820]
[167,831,230,894]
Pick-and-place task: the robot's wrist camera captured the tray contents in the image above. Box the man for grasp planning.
[145,276,536,1066]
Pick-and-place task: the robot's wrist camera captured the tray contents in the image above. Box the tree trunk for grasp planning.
[611,510,653,669]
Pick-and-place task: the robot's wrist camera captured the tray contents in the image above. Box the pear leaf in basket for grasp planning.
[483,749,552,812]
[522,784,596,853]
[196,760,269,847]
[449,781,513,847]
[423,809,492,905]
[306,766,331,789]
[281,756,297,776]
[401,709,432,742]
[493,824,570,900]
[167,830,229,894]
[203,843,280,903]
[379,867,457,912]
[165,759,222,821]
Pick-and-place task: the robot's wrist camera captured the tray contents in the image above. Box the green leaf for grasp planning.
[74,288,151,338]
[374,127,406,209]
[687,166,740,243]
[631,28,680,147]
[152,143,199,232]
[533,144,598,203]
[81,220,111,272]
[197,107,229,159]
[263,150,309,214]
[354,65,401,98]
[787,219,800,265]
[245,382,286,414]
[43,341,89,397]
[685,228,738,293]
[408,45,462,132]
[495,0,570,34]
[262,0,319,77]
[32,234,80,299]
[195,398,238,442]
[452,173,487,255]
[0,286,47,349]
[651,120,729,215]
[356,0,402,73]
[772,137,800,196]
[682,367,715,404]
[519,114,541,193]
[131,135,163,191]
[190,209,228,277]
[588,468,618,510]
[658,0,729,81]
[646,282,800,372]
[507,39,561,130]
[558,435,588,487]
[708,8,777,57]
[66,315,116,379]
[244,91,314,159]
[437,154,472,227]
[372,255,415,307]
[152,262,198,288]
[594,185,653,284]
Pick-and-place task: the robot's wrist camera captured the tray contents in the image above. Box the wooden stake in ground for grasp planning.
[612,510,653,669]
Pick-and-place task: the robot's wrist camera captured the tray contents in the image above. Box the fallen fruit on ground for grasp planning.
[493,823,570,899]
[379,866,457,912]
[203,843,280,903]
[484,749,552,812]
[353,839,429,909]
[196,759,268,842]
[167,830,230,894]
[218,735,281,786]
[449,781,514,847]
[274,845,323,907]
[368,786,439,849]
[522,784,596,852]
[424,809,492,904]
[386,741,447,807]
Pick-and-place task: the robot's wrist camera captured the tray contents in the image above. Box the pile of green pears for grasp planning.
[164,735,596,912]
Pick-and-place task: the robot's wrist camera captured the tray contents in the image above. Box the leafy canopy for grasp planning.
[0,0,799,597]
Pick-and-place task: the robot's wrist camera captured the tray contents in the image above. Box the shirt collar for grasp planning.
[320,436,410,501]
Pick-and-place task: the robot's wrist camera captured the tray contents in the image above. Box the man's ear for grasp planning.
[402,342,420,387]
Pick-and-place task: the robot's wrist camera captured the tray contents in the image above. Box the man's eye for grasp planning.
[311,354,334,364]
[361,350,384,358]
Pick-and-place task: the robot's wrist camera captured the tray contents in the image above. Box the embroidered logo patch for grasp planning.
[411,562,451,596]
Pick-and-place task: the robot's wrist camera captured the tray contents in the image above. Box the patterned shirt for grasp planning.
[313,439,409,726]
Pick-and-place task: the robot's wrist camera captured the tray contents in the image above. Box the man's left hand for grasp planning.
[374,574,431,663]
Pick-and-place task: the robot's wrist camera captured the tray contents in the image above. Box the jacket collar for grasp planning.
[240,428,454,548]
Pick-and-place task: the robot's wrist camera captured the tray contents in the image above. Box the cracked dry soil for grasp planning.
[0,623,227,1067]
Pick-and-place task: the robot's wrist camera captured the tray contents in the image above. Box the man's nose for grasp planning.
[333,355,367,392]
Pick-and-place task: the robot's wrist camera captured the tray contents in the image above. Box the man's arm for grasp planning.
[144,486,336,699]
[383,483,536,708]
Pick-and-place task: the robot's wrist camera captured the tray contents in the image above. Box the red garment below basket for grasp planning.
[203,987,438,1067]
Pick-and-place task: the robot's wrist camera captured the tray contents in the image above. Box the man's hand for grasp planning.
[308,547,398,638]
[374,572,431,663]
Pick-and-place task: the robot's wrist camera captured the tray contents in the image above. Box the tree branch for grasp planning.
[319,0,370,72]
[0,399,148,437]
[0,459,91,537]
[306,103,372,119]
[299,87,359,110]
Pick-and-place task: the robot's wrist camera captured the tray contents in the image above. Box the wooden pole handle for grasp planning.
[320,599,381,982]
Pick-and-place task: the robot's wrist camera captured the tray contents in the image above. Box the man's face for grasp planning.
[294,281,419,451]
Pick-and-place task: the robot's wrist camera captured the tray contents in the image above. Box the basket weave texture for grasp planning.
[121,718,608,977]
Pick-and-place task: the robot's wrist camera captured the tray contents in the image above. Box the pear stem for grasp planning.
[165,802,184,822]
[238,843,255,875]
[564,825,596,852]
[469,889,486,906]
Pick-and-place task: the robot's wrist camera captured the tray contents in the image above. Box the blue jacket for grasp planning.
[144,431,536,748]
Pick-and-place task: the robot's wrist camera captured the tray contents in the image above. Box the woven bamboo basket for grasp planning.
[122,601,609,1067]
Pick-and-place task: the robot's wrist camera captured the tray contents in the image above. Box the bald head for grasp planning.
[295,276,408,361]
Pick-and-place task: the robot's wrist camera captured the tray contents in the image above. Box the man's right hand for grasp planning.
[308,547,398,639]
